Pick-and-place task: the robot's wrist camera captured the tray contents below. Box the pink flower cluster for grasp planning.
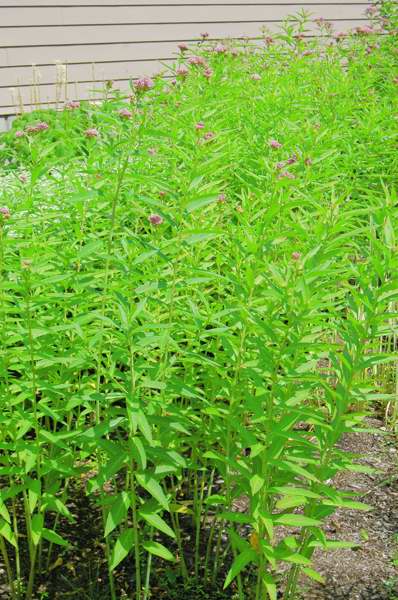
[118,108,133,119]
[18,121,49,136]
[0,206,11,219]
[188,55,206,66]
[355,25,374,35]
[135,76,154,92]
[269,139,283,149]
[148,213,163,225]
[84,128,99,138]
[65,100,80,110]
[176,65,189,78]
[178,42,189,52]
[214,43,227,54]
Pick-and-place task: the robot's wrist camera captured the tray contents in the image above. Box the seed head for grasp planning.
[148,213,163,225]
[304,157,313,166]
[178,42,189,52]
[218,193,226,203]
[148,147,157,156]
[291,251,301,261]
[204,131,215,141]
[251,73,261,81]
[201,32,209,39]
[204,68,213,79]
[18,173,28,182]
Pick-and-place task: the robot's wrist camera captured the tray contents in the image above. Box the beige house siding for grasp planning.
[0,0,370,117]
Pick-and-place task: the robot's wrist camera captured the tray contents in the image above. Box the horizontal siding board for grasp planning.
[1,58,174,88]
[0,4,369,26]
[1,78,136,110]
[0,19,368,47]
[0,0,373,5]
[2,40,180,67]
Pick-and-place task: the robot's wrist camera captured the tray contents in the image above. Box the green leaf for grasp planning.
[110,528,134,571]
[0,518,17,548]
[250,474,265,496]
[274,514,321,527]
[139,511,175,539]
[302,567,326,584]
[136,474,169,510]
[31,513,44,546]
[185,195,218,213]
[105,492,130,537]
[42,528,69,547]
[27,478,41,514]
[142,541,175,562]
[263,572,277,600]
[223,549,257,589]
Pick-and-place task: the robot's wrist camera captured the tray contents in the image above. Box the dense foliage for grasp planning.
[0,5,397,599]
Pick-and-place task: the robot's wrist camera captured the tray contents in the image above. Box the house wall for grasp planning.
[0,0,371,119]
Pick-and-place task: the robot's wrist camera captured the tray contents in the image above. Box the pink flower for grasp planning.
[276,161,286,170]
[204,68,213,79]
[291,251,301,261]
[286,153,298,165]
[65,100,80,110]
[264,36,274,45]
[218,193,226,203]
[204,131,215,141]
[188,55,206,66]
[355,25,373,34]
[178,42,189,52]
[304,157,313,166]
[278,171,296,180]
[85,128,99,138]
[269,139,282,149]
[251,73,261,81]
[230,48,239,57]
[201,32,209,39]
[171,78,177,86]
[195,122,205,130]
[135,76,154,91]
[25,125,38,133]
[148,213,163,225]
[214,43,227,54]
[36,122,49,131]
[15,130,25,138]
[302,50,313,57]
[365,5,378,16]
[334,31,346,40]
[118,108,133,119]
[159,191,166,197]
[0,206,10,219]
[148,147,157,155]
[176,65,189,77]
[18,173,28,183]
